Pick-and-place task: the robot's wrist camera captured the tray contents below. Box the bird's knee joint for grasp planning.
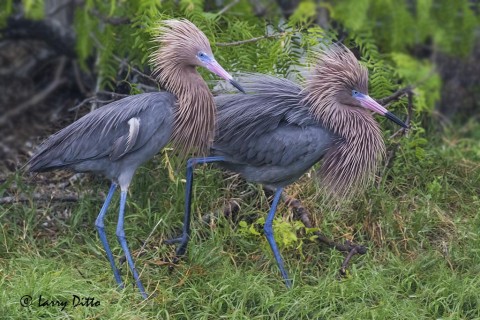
[95,220,104,229]
[264,224,273,237]
[116,230,126,238]
[187,158,196,168]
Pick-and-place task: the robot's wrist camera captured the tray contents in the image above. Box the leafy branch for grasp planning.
[216,32,289,47]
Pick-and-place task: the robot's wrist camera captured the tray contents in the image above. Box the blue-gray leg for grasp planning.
[165,156,225,257]
[94,183,123,287]
[116,191,147,299]
[264,188,292,288]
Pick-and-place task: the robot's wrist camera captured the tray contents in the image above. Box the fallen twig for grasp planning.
[0,57,67,126]
[0,193,79,204]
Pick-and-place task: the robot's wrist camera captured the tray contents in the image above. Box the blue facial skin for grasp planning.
[352,90,363,99]
[352,89,408,128]
[197,51,246,93]
[197,51,212,64]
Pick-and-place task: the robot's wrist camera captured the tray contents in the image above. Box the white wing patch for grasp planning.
[109,117,141,161]
[126,117,140,151]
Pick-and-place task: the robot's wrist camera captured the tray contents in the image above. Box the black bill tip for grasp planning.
[385,111,408,128]
[229,79,245,94]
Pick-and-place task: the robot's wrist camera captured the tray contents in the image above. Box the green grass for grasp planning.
[1,122,480,319]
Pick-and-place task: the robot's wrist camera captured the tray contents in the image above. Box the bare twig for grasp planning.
[69,90,130,111]
[248,0,267,16]
[96,91,130,99]
[2,18,76,57]
[406,91,414,126]
[216,32,288,47]
[89,32,158,84]
[0,57,67,126]
[218,0,240,15]
[47,1,71,17]
[376,85,413,106]
[68,97,95,111]
[117,59,157,84]
[201,200,241,224]
[377,89,415,187]
[73,61,89,95]
[389,90,414,139]
[130,217,166,261]
[89,9,131,25]
[57,173,84,189]
[135,83,161,93]
[0,193,79,204]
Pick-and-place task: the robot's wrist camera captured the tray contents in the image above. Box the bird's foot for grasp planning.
[163,237,183,245]
[336,240,367,277]
[162,236,189,269]
[283,194,368,277]
[314,236,367,277]
[163,255,181,266]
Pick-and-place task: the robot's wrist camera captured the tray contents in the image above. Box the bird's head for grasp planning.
[305,44,407,128]
[152,19,244,93]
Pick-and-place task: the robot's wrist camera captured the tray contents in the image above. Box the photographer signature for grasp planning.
[20,294,100,311]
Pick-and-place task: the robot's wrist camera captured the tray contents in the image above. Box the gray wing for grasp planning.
[212,74,336,184]
[214,122,334,168]
[28,92,175,172]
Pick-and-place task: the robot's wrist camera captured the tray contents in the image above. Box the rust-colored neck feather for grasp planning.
[150,19,216,157]
[157,66,215,157]
[302,45,386,199]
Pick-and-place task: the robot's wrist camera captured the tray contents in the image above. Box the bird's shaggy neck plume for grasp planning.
[151,19,216,157]
[302,45,385,199]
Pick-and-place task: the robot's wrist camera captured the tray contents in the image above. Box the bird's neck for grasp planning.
[160,66,216,157]
[311,101,386,199]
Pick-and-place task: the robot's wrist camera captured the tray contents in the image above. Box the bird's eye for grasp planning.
[352,90,360,97]
[198,52,206,58]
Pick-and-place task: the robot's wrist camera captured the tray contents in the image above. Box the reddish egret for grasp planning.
[170,44,407,288]
[26,19,244,298]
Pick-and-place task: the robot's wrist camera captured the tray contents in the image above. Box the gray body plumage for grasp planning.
[199,48,405,288]
[28,92,175,188]
[212,75,337,188]
[26,19,246,299]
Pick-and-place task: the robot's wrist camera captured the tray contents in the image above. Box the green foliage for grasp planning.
[0,0,13,28]
[60,0,453,115]
[391,52,441,112]
[288,1,317,27]
[73,7,96,69]
[239,217,305,249]
[2,122,480,318]
[22,0,44,20]
[331,0,478,56]
[2,1,480,318]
